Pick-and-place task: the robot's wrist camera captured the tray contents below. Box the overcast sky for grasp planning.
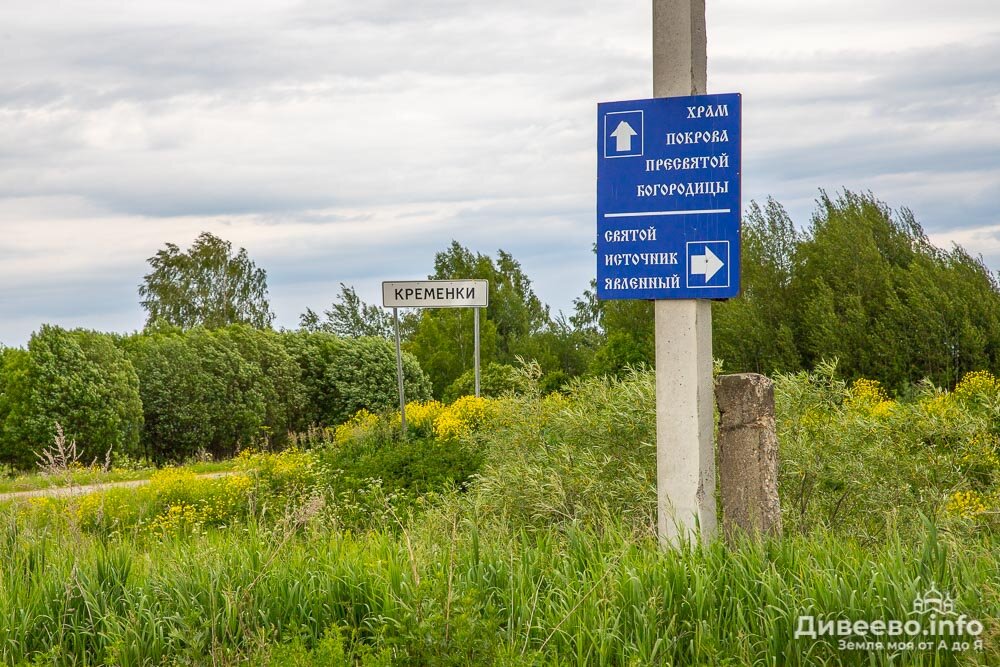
[1,0,998,346]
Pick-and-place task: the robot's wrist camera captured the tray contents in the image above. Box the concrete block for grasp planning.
[714,373,782,542]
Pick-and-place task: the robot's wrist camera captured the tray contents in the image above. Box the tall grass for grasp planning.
[0,514,995,665]
[0,367,998,664]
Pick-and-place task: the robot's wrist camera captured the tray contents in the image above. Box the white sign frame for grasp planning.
[382,280,489,309]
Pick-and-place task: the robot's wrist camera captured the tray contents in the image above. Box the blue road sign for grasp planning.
[597,93,741,300]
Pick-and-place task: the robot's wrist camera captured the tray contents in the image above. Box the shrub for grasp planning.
[397,400,446,439]
[442,362,534,403]
[0,347,32,469]
[433,396,497,441]
[776,364,1000,541]
[334,408,381,446]
[322,397,495,511]
[333,436,483,500]
[124,326,304,461]
[538,369,571,395]
[282,332,433,428]
[460,371,657,532]
[236,447,317,494]
[223,325,306,447]
[326,337,432,425]
[280,331,346,428]
[0,326,143,469]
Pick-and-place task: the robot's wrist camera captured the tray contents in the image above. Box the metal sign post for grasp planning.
[383,280,489,437]
[392,307,406,435]
[474,307,480,397]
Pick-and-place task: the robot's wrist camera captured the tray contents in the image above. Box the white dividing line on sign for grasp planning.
[604,208,730,218]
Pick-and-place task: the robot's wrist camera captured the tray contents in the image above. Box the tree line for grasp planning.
[2,190,999,468]
[0,325,432,469]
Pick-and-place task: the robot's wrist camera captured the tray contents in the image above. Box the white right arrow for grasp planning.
[690,246,724,281]
[610,120,637,152]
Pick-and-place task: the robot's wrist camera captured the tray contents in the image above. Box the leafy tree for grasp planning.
[572,276,653,378]
[430,242,549,355]
[0,347,32,469]
[406,308,498,397]
[894,246,1000,388]
[713,198,801,374]
[515,314,594,388]
[791,191,915,386]
[708,190,1000,389]
[406,241,550,396]
[221,326,306,446]
[299,283,391,337]
[138,232,273,330]
[124,331,217,462]
[280,332,433,426]
[0,326,143,469]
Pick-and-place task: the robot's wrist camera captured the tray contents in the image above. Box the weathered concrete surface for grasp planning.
[653,0,716,547]
[653,0,707,97]
[714,373,782,542]
[655,299,717,545]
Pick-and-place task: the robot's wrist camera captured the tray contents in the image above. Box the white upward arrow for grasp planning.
[610,120,637,152]
[690,246,724,281]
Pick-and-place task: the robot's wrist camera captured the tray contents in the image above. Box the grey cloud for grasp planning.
[290,0,604,27]
[1,0,999,344]
[753,136,999,184]
[0,271,144,347]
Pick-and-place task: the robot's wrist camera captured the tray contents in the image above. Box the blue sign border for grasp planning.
[597,93,741,300]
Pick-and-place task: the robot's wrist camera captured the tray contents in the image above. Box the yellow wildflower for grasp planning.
[946,490,988,519]
[334,409,380,446]
[434,395,496,441]
[954,370,999,402]
[845,378,895,418]
[390,400,446,436]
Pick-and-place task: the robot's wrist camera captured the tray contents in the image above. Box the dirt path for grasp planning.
[0,471,233,502]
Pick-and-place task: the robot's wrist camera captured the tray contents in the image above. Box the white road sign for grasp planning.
[382,280,489,308]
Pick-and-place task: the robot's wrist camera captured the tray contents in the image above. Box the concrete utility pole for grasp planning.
[652,0,717,545]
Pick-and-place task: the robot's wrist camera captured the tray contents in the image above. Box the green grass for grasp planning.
[0,514,995,666]
[1,367,999,664]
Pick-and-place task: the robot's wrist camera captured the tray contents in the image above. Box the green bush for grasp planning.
[440,363,1000,543]
[123,326,303,462]
[775,363,1000,541]
[587,330,652,378]
[459,371,657,532]
[280,331,346,428]
[538,369,571,395]
[442,362,532,402]
[326,337,432,425]
[281,332,433,428]
[0,347,32,469]
[221,325,306,447]
[324,434,482,502]
[0,326,143,469]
